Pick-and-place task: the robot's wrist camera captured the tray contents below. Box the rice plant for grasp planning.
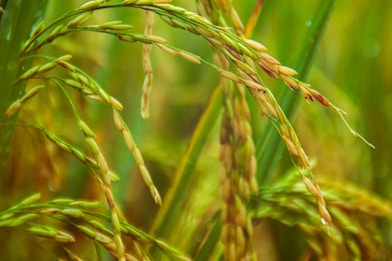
[0,0,390,260]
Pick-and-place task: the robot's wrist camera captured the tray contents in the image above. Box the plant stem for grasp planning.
[0,0,48,175]
[150,85,221,255]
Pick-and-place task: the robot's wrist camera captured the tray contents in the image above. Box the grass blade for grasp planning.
[0,0,48,175]
[150,86,221,255]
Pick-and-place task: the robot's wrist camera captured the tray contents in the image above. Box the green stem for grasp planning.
[150,85,221,255]
[255,0,336,184]
[0,0,48,175]
[193,212,222,261]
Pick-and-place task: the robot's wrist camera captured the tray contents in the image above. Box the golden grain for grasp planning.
[244,39,267,52]
[243,79,264,91]
[108,170,120,182]
[152,187,162,205]
[27,226,55,237]
[245,219,253,239]
[236,204,247,227]
[256,93,278,118]
[117,34,136,42]
[247,156,256,180]
[232,118,242,140]
[111,210,122,233]
[297,147,310,168]
[85,136,99,154]
[188,12,212,25]
[249,176,258,195]
[281,75,299,91]
[29,20,45,38]
[238,176,251,201]
[97,151,109,175]
[318,204,332,226]
[72,149,87,162]
[87,219,107,232]
[282,135,299,157]
[109,24,133,31]
[72,72,90,86]
[39,208,60,215]
[240,98,250,119]
[179,51,202,64]
[236,60,255,75]
[156,43,176,55]
[310,89,330,107]
[80,1,100,10]
[60,208,84,218]
[220,222,229,245]
[54,231,76,243]
[230,8,245,34]
[17,194,41,206]
[8,214,38,226]
[95,232,112,244]
[65,79,83,89]
[101,20,121,28]
[237,42,254,57]
[279,66,298,76]
[96,86,111,104]
[141,73,153,119]
[221,178,231,202]
[219,69,242,83]
[113,110,124,131]
[4,101,22,118]
[235,226,246,253]
[37,62,56,73]
[69,200,100,208]
[122,129,135,151]
[145,35,167,44]
[78,120,95,137]
[67,12,92,28]
[195,26,216,39]
[259,52,280,66]
[141,10,154,119]
[56,54,72,61]
[46,24,64,43]
[165,17,187,29]
[77,224,96,238]
[19,66,39,80]
[257,61,278,78]
[109,96,124,111]
[56,60,76,72]
[228,241,236,261]
[301,176,319,198]
[139,165,153,187]
[220,144,232,170]
[50,198,74,204]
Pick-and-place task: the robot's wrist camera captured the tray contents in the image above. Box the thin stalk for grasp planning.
[193,212,222,261]
[255,0,336,184]
[150,85,221,251]
[0,0,48,175]
[244,0,264,38]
